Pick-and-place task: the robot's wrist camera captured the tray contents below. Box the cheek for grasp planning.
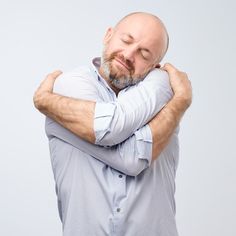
[133,61,148,75]
[105,39,124,55]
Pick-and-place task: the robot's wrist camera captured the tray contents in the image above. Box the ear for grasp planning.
[103,27,114,44]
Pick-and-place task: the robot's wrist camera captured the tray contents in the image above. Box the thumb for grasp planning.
[38,70,63,92]
[46,70,63,83]
[51,70,63,78]
[161,63,178,75]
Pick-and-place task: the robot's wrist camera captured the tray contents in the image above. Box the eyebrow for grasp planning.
[122,33,153,57]
[123,33,134,40]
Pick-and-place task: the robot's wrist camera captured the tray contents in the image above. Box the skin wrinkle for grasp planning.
[99,12,169,93]
[31,12,193,235]
[33,11,192,160]
[115,11,169,56]
[101,51,146,90]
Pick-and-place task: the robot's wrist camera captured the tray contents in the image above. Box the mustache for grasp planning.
[103,52,134,72]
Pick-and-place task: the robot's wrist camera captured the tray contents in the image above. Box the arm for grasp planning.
[94,69,173,146]
[36,69,153,176]
[34,69,173,146]
[34,64,191,167]
[149,63,192,161]
[46,117,152,176]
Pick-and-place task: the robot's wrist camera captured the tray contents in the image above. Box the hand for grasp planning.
[162,63,192,108]
[33,70,62,110]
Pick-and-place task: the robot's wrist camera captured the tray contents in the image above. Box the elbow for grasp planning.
[94,123,125,146]
[94,102,127,147]
[124,167,144,177]
[95,133,121,147]
[123,158,148,177]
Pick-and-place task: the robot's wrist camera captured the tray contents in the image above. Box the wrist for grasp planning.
[34,91,52,112]
[172,95,192,110]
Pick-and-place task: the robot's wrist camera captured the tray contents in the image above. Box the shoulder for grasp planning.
[134,68,172,92]
[143,68,170,86]
[137,68,173,97]
[55,65,92,84]
[53,65,101,100]
[53,65,97,93]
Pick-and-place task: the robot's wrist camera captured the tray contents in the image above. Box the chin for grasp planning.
[110,64,130,78]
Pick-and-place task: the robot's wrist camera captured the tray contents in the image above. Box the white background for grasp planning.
[0,0,235,235]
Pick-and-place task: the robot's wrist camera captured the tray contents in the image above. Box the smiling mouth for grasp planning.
[114,58,130,71]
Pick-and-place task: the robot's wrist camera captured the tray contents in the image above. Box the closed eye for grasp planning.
[140,50,149,60]
[121,38,131,44]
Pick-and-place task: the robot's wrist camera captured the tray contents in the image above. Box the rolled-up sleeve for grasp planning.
[46,117,152,176]
[47,67,152,176]
[134,125,153,166]
[94,102,116,144]
[94,69,173,146]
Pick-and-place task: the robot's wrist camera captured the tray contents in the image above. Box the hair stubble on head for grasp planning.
[100,12,170,91]
[115,12,169,63]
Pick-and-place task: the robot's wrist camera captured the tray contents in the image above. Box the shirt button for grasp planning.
[116,208,121,212]
[119,174,123,178]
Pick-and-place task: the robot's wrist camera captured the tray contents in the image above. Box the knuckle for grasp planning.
[47,74,53,80]
[175,71,181,77]
[166,63,172,68]
[183,72,188,78]
[46,72,56,80]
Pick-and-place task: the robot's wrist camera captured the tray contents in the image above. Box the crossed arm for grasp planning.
[34,64,192,175]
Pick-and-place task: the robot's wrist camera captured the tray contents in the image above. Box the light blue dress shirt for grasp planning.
[46,58,179,236]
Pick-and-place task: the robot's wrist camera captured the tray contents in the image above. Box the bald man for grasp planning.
[34,12,192,236]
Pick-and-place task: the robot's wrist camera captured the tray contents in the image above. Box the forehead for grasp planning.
[114,16,164,47]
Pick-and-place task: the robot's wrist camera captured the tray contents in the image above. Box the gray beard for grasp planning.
[101,56,144,90]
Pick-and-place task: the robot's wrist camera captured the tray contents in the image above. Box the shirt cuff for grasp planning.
[94,102,116,145]
[134,125,153,167]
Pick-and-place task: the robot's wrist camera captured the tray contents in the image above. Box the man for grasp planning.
[34,12,192,236]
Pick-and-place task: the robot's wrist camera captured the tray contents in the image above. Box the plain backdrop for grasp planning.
[0,0,235,235]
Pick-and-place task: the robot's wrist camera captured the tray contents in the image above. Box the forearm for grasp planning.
[95,69,173,146]
[35,69,172,147]
[46,117,151,176]
[149,96,189,161]
[38,92,96,143]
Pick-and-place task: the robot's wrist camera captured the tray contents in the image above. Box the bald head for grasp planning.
[116,12,165,29]
[115,12,169,62]
[100,12,169,91]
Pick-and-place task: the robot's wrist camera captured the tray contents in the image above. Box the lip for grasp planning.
[114,58,130,71]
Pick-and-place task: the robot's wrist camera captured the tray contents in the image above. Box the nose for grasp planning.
[122,45,136,63]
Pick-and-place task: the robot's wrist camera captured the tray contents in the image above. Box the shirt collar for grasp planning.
[91,57,115,93]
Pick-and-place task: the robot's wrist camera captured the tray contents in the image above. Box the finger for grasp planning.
[38,70,63,91]
[45,70,63,84]
[51,70,63,77]
[162,63,178,75]
[46,70,63,81]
